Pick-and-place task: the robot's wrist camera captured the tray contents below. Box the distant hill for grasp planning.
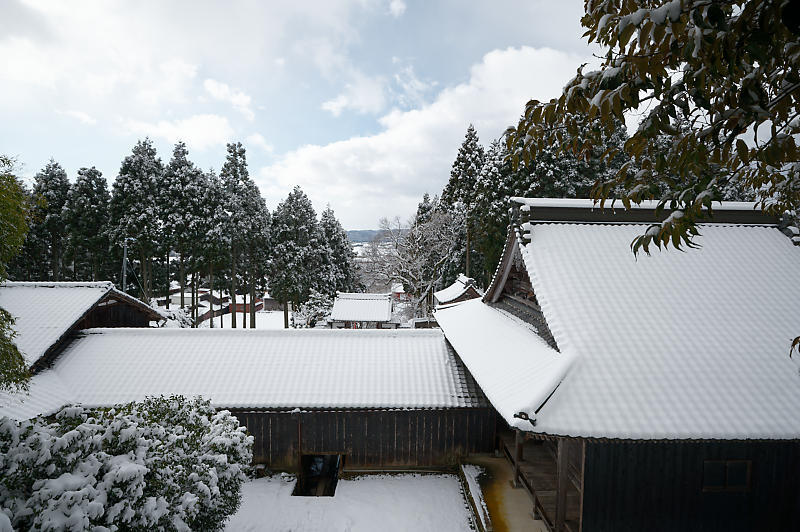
[346,230,381,243]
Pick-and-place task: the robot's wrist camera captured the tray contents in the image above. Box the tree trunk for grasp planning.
[231,244,237,328]
[209,263,214,328]
[242,283,247,329]
[250,274,256,328]
[165,252,170,309]
[465,225,471,278]
[140,249,148,301]
[283,301,289,329]
[179,252,185,308]
[92,253,98,282]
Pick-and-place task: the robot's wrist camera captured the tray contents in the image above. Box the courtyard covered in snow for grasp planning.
[225,473,474,532]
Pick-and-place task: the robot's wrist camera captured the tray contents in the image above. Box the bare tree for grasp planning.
[365,209,460,318]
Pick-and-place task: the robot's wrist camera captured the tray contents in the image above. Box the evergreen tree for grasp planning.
[109,138,164,299]
[198,169,230,328]
[30,160,70,280]
[64,167,110,281]
[472,139,516,284]
[268,186,323,327]
[240,178,271,328]
[319,206,360,295]
[441,124,485,281]
[161,142,207,309]
[219,142,251,328]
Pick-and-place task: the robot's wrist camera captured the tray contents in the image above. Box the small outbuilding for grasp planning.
[433,274,482,307]
[329,292,398,329]
[0,281,162,372]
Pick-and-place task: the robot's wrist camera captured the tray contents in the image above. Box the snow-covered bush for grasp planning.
[0,396,253,531]
[157,306,193,328]
[292,290,333,328]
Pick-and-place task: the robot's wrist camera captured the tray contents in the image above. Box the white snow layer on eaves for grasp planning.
[435,299,571,430]
[518,222,800,440]
[9,328,482,414]
[0,281,113,366]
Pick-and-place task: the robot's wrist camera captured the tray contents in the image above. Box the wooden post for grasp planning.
[513,429,523,488]
[555,438,567,531]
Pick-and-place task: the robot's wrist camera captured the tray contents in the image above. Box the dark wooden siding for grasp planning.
[75,300,154,329]
[582,440,800,532]
[234,408,497,471]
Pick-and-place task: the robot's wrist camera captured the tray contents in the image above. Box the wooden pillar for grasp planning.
[556,438,567,531]
[513,429,523,488]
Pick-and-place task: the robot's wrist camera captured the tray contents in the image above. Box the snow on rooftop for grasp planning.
[0,281,114,367]
[511,197,760,212]
[0,371,74,420]
[436,299,571,430]
[513,222,800,439]
[331,292,393,322]
[434,274,481,305]
[0,328,485,419]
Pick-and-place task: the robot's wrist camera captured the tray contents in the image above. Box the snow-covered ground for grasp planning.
[199,310,287,329]
[225,473,473,532]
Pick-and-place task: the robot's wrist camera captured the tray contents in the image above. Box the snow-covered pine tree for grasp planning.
[240,179,271,328]
[161,142,208,311]
[64,167,110,281]
[29,160,70,280]
[268,186,323,328]
[440,124,485,282]
[219,142,250,328]
[199,169,230,328]
[472,139,516,284]
[319,206,360,295]
[109,139,164,300]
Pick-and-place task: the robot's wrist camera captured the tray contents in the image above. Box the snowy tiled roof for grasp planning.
[446,198,800,439]
[0,329,485,419]
[331,292,393,322]
[434,274,481,305]
[435,299,570,430]
[0,281,115,367]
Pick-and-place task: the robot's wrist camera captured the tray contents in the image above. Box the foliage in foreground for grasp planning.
[0,156,30,393]
[0,396,253,531]
[508,0,800,253]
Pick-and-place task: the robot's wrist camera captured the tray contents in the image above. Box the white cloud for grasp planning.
[123,114,234,151]
[203,79,255,121]
[57,109,96,125]
[260,46,594,228]
[392,64,435,109]
[246,133,274,154]
[388,0,406,17]
[322,72,387,116]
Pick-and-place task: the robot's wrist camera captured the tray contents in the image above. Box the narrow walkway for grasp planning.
[465,455,548,532]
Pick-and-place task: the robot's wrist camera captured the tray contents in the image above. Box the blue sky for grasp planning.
[1,0,599,229]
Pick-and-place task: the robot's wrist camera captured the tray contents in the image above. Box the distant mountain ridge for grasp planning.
[346,230,380,243]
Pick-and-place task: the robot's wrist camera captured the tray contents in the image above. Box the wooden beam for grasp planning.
[555,438,567,531]
[512,429,523,488]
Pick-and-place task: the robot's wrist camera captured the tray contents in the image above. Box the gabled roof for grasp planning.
[439,199,800,440]
[330,292,393,322]
[0,281,162,368]
[0,329,486,419]
[434,274,482,305]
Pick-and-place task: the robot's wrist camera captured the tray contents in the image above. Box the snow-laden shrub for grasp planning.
[0,396,253,531]
[157,306,193,328]
[292,290,332,328]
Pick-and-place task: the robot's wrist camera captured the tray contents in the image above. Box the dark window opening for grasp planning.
[703,460,752,492]
[292,454,344,497]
